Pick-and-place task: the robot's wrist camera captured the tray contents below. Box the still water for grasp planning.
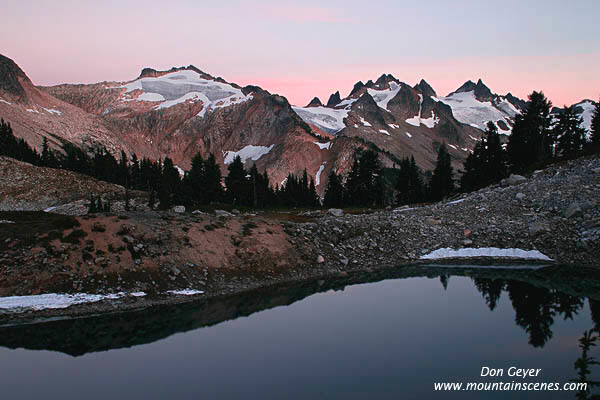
[0,267,598,399]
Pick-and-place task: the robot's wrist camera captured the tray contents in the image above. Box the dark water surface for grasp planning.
[1,267,599,399]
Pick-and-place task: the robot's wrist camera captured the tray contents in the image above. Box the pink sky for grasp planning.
[2,1,599,107]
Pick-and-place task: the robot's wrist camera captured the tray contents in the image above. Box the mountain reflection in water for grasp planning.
[0,265,599,400]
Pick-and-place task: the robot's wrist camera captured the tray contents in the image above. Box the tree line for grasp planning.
[460,92,600,192]
[1,95,599,210]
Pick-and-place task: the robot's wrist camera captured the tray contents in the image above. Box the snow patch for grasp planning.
[446,198,465,205]
[405,94,439,128]
[0,292,147,311]
[388,123,399,129]
[420,247,552,261]
[574,100,596,136]
[314,141,331,150]
[405,132,412,138]
[223,144,275,164]
[360,117,372,127]
[167,289,204,296]
[0,98,12,105]
[0,220,15,224]
[26,108,39,113]
[379,129,390,136]
[420,111,439,128]
[315,162,326,186]
[42,107,62,115]
[448,144,458,150]
[175,165,185,177]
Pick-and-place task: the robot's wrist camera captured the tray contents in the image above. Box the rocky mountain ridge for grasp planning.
[1,53,596,193]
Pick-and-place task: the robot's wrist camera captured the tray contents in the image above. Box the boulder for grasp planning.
[172,205,185,213]
[564,202,582,219]
[501,174,527,187]
[328,208,344,217]
[529,221,550,237]
[215,209,233,217]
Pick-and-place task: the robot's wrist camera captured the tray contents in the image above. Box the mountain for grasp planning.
[0,56,332,190]
[550,99,597,139]
[435,79,527,134]
[0,54,128,155]
[293,74,484,171]
[1,53,595,196]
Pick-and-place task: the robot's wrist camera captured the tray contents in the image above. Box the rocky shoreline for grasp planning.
[1,155,599,323]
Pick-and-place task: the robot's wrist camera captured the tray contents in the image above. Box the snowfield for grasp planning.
[367,81,402,112]
[292,105,348,134]
[436,91,515,133]
[420,247,552,261]
[118,70,252,117]
[335,97,357,110]
[223,144,275,164]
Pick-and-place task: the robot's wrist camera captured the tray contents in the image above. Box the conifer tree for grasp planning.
[507,91,554,172]
[345,149,384,207]
[203,153,223,203]
[118,150,129,187]
[224,156,251,206]
[460,121,507,192]
[308,177,319,208]
[554,105,586,159]
[158,157,180,209]
[323,170,345,208]
[396,156,424,205]
[183,152,206,206]
[148,188,156,209]
[41,137,50,166]
[429,144,454,201]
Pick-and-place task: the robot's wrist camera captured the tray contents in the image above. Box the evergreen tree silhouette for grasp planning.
[345,149,384,207]
[158,157,180,210]
[323,170,345,208]
[460,121,508,192]
[225,156,251,206]
[554,105,587,159]
[507,91,554,172]
[429,144,454,201]
[396,156,424,205]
